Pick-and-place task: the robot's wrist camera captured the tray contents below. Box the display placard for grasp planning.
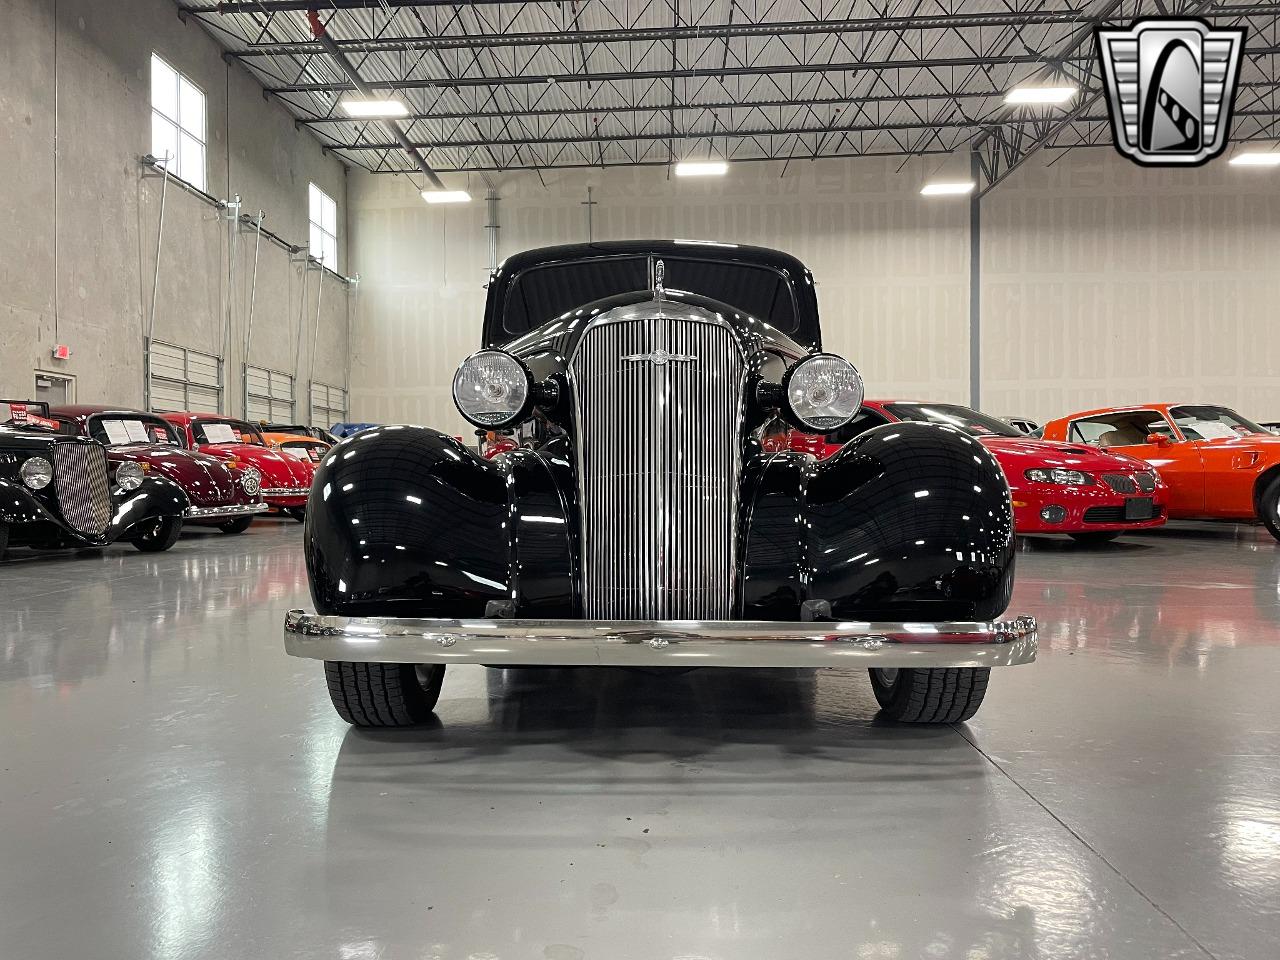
[203,422,237,444]
[100,420,131,445]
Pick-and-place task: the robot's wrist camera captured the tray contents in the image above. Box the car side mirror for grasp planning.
[1146,433,1169,447]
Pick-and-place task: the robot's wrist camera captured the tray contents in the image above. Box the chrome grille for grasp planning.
[52,443,113,537]
[1101,473,1138,494]
[570,304,744,620]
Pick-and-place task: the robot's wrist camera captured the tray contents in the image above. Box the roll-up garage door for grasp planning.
[148,341,222,413]
[309,382,348,428]
[245,365,295,424]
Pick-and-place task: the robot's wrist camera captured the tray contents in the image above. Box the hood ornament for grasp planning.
[653,258,665,301]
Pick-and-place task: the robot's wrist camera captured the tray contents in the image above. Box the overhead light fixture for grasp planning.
[341,98,409,118]
[1003,85,1077,106]
[920,181,976,197]
[1228,151,1280,167]
[674,160,728,177]
[421,189,472,204]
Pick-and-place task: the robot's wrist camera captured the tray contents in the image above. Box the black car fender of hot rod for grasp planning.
[285,241,1036,728]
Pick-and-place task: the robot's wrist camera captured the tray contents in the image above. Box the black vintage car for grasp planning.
[0,400,190,556]
[284,241,1036,726]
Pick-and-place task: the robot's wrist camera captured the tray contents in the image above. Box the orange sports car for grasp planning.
[260,432,331,466]
[1041,404,1280,541]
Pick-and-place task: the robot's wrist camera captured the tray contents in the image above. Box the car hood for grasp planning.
[200,442,313,486]
[109,444,245,506]
[977,435,1150,472]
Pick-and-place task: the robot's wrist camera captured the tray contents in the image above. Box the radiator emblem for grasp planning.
[621,349,698,366]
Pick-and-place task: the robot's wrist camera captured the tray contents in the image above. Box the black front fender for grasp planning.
[741,422,1015,621]
[305,426,576,618]
[0,475,189,546]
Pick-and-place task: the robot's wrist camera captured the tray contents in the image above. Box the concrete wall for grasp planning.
[0,0,351,419]
[348,157,971,434]
[981,149,1280,423]
[348,147,1280,432]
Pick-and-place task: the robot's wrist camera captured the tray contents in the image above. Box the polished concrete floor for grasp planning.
[1,518,1278,960]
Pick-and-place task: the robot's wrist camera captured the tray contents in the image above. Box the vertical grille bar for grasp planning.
[52,443,113,537]
[570,307,744,620]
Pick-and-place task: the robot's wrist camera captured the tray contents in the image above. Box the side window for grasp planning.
[827,409,891,444]
[54,417,79,436]
[1070,412,1169,447]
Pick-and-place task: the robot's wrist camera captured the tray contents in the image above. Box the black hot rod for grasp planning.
[284,241,1036,726]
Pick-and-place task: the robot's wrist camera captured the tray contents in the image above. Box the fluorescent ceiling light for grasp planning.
[920,181,976,197]
[341,98,409,118]
[674,160,728,177]
[421,190,472,204]
[1228,151,1280,167]
[1004,85,1077,105]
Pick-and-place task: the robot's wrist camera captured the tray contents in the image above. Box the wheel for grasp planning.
[324,661,446,727]
[868,667,990,723]
[219,516,254,534]
[1260,474,1280,542]
[285,507,306,523]
[0,523,7,559]
[131,516,183,552]
[1069,531,1121,545]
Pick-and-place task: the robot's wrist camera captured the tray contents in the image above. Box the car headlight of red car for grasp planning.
[1024,467,1093,486]
[240,467,262,496]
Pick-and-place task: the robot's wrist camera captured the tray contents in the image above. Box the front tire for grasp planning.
[869,667,990,723]
[1069,531,1121,545]
[0,523,8,559]
[131,516,183,552]
[1260,475,1280,542]
[324,661,446,727]
[219,516,254,534]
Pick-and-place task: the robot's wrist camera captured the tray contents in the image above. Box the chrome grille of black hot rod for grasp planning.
[52,442,112,537]
[569,302,744,620]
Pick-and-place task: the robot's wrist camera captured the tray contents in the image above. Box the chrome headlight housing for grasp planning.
[240,466,262,496]
[452,350,534,428]
[20,456,53,490]
[116,461,146,491]
[1024,468,1093,486]
[781,354,864,432]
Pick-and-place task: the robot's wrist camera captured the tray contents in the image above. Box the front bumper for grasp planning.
[262,487,310,506]
[284,611,1038,669]
[184,502,270,520]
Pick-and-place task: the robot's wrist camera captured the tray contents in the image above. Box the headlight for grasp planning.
[452,350,533,428]
[1024,468,1092,486]
[19,456,53,490]
[240,466,262,496]
[782,354,864,431]
[115,461,145,491]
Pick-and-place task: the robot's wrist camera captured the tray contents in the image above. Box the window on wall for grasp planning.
[150,53,206,190]
[309,184,338,271]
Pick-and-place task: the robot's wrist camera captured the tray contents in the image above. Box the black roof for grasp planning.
[483,240,821,350]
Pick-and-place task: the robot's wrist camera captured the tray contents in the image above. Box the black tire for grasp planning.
[1260,474,1280,542]
[324,661,446,727]
[131,515,183,553]
[0,523,8,559]
[219,516,255,534]
[869,667,990,723]
[285,507,306,523]
[1069,531,1121,545]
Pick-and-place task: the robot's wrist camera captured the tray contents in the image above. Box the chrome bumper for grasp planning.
[184,502,270,520]
[261,487,310,498]
[283,611,1037,669]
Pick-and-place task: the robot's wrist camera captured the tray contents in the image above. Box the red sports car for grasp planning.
[161,413,315,520]
[50,405,268,534]
[769,400,1169,543]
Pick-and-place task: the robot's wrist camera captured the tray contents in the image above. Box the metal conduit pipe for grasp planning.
[305,9,445,191]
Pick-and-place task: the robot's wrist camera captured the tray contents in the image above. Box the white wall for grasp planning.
[349,158,971,434]
[348,147,1280,432]
[0,0,351,418]
[982,149,1280,422]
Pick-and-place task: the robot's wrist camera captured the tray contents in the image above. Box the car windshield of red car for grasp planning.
[883,403,1023,438]
[193,419,264,446]
[1169,405,1268,441]
[89,415,180,447]
[280,441,326,463]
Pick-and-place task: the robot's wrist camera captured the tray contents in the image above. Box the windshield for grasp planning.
[192,419,264,446]
[1169,405,1268,440]
[88,415,180,447]
[279,440,326,463]
[883,403,1023,438]
[0,400,56,430]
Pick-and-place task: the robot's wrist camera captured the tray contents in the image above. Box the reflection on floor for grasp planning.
[1,518,1277,959]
